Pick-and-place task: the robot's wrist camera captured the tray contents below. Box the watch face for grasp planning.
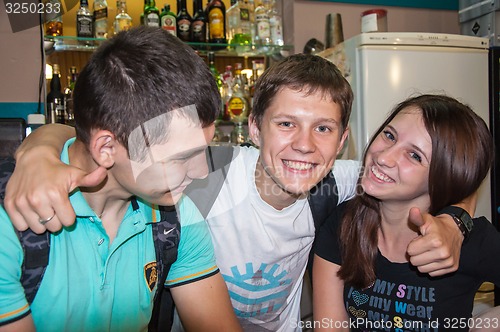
[438,206,474,234]
[459,210,474,232]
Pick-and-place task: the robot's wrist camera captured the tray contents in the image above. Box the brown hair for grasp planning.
[338,94,494,288]
[251,54,353,133]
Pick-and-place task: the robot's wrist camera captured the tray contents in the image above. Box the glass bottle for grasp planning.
[226,0,251,46]
[191,0,207,44]
[140,0,146,25]
[206,0,227,46]
[93,0,108,39]
[268,0,283,46]
[226,0,237,43]
[246,0,255,43]
[44,0,63,36]
[77,0,94,43]
[114,0,132,35]
[208,52,225,143]
[144,0,160,27]
[176,0,192,42]
[227,62,249,125]
[64,66,78,127]
[46,64,66,124]
[221,65,233,121]
[254,0,271,46]
[160,4,177,36]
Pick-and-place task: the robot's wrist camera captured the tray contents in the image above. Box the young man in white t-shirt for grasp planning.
[5,55,468,331]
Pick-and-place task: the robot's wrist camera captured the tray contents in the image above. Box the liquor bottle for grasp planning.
[160,4,177,36]
[226,0,237,42]
[46,64,66,124]
[226,0,251,45]
[176,0,192,42]
[247,0,255,43]
[144,0,160,27]
[64,66,78,126]
[268,0,283,46]
[206,0,227,46]
[227,62,249,124]
[220,65,233,121]
[208,52,222,90]
[191,0,207,44]
[77,0,94,42]
[207,52,225,142]
[44,0,63,36]
[254,0,271,46]
[140,0,146,25]
[114,0,132,35]
[93,0,108,39]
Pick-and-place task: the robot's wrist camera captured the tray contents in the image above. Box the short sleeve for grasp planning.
[165,196,218,287]
[0,207,30,325]
[331,160,360,204]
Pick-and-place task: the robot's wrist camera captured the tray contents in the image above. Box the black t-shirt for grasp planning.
[315,211,500,332]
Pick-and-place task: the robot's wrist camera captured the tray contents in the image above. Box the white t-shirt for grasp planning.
[205,146,359,331]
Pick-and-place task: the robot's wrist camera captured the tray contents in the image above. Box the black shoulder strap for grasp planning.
[148,203,181,332]
[308,171,339,234]
[0,156,15,205]
[0,156,50,304]
[17,230,51,304]
[307,171,339,276]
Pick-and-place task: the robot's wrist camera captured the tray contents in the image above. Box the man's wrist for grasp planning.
[437,206,473,239]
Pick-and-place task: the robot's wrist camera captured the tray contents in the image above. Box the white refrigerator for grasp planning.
[331,32,491,220]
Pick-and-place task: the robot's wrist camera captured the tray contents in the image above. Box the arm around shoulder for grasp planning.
[5,124,106,233]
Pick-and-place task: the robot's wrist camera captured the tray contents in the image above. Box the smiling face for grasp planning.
[249,87,348,209]
[111,110,215,206]
[361,108,432,209]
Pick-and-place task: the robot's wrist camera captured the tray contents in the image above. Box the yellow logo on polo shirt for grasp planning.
[144,261,158,291]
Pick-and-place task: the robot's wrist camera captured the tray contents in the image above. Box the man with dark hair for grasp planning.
[0,27,240,331]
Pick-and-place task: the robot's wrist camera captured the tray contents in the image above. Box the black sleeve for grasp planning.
[314,201,346,265]
[467,217,500,285]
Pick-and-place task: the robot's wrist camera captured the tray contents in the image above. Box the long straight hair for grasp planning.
[338,94,494,288]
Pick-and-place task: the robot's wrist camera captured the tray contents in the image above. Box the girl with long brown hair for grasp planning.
[313,94,497,331]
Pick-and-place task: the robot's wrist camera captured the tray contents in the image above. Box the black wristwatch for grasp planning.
[438,206,473,238]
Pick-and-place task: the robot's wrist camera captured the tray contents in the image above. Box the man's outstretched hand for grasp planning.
[407,207,463,276]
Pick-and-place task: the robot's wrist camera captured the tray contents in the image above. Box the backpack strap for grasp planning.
[148,145,233,331]
[17,230,51,304]
[308,171,339,233]
[307,171,339,275]
[148,203,181,332]
[0,156,50,304]
[0,156,15,205]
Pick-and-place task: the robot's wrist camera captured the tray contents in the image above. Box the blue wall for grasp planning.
[0,102,43,121]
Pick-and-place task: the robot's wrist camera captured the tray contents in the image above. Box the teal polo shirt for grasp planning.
[0,138,217,331]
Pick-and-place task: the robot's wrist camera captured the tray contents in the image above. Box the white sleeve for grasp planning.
[331,160,361,204]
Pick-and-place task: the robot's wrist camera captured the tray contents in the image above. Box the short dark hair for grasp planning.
[73,26,220,161]
[251,54,353,132]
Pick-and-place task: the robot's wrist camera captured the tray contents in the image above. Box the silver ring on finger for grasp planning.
[39,212,55,225]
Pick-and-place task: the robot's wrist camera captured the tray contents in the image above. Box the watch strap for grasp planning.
[437,206,473,238]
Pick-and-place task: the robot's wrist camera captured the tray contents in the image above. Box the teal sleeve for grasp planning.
[165,195,218,287]
[0,207,31,324]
